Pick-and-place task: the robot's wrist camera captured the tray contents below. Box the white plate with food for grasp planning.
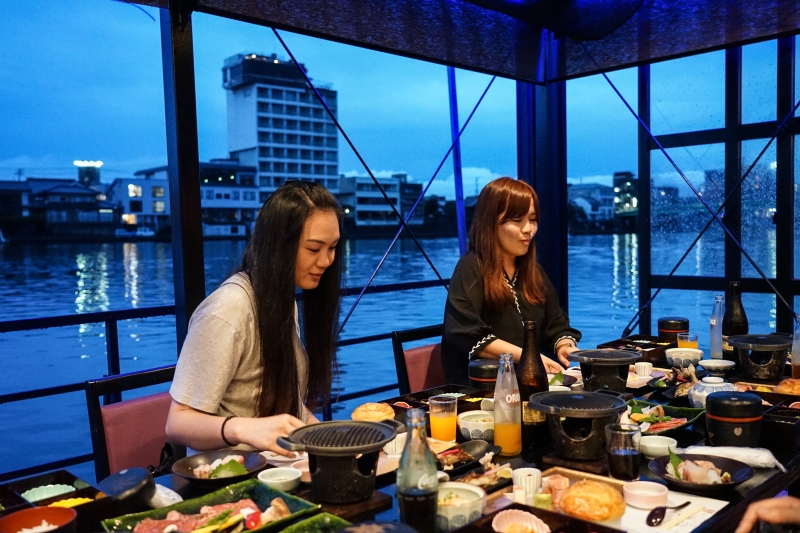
[260,450,308,466]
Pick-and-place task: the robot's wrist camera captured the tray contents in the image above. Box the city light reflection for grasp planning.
[74,249,110,333]
[123,242,140,307]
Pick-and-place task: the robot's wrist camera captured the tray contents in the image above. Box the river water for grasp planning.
[0,232,784,479]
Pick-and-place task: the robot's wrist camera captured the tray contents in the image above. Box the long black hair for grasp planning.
[238,181,342,418]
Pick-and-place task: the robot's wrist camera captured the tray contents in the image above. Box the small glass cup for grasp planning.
[605,423,641,481]
[677,332,699,349]
[428,395,458,442]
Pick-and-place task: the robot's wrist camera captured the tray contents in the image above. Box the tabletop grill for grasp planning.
[568,349,642,393]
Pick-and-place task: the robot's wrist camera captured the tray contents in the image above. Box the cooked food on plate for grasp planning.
[458,464,512,487]
[437,445,474,469]
[132,497,290,533]
[666,452,732,484]
[438,492,473,506]
[351,402,395,422]
[619,404,687,434]
[558,480,626,522]
[775,379,800,395]
[193,455,247,479]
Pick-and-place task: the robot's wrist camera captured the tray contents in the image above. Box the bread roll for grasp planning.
[559,480,625,522]
[351,402,395,422]
[775,379,800,395]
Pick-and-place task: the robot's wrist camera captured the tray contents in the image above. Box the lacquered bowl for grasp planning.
[0,506,77,533]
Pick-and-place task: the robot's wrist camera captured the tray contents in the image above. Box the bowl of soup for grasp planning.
[436,482,486,532]
[457,410,494,442]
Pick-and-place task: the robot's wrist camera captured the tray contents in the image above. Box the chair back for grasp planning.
[85,365,176,482]
[391,324,445,395]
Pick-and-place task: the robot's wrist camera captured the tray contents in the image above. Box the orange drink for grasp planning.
[677,332,699,349]
[428,395,458,442]
[494,422,522,455]
[429,412,457,442]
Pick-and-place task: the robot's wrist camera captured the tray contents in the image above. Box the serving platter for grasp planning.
[648,454,754,495]
[626,400,705,437]
[172,451,268,488]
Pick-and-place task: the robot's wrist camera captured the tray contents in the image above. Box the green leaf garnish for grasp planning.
[654,380,666,388]
[549,371,564,385]
[668,448,683,481]
[203,509,233,527]
[209,459,248,479]
[631,405,643,415]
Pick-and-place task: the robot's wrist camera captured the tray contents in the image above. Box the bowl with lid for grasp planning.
[688,377,735,408]
[706,391,763,447]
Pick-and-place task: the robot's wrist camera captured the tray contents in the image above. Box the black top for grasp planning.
[441,253,582,384]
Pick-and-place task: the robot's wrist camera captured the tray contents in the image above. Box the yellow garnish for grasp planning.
[49,497,93,508]
[218,514,245,530]
[496,467,513,479]
[191,525,220,533]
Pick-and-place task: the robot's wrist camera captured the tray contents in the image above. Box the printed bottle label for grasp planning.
[522,404,545,424]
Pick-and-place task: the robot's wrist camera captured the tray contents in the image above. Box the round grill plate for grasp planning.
[280,420,397,456]
[727,334,791,351]
[528,391,627,418]
[568,349,642,365]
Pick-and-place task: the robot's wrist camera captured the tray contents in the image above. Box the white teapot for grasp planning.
[688,376,736,408]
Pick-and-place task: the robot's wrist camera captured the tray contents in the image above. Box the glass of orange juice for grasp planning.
[677,332,699,349]
[428,395,458,442]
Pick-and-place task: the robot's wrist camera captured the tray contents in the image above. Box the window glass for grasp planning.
[741,139,776,278]
[742,40,777,124]
[128,184,142,197]
[650,289,717,353]
[650,144,725,276]
[650,51,725,135]
[796,136,800,279]
[152,186,164,198]
[152,200,165,213]
[741,293,777,333]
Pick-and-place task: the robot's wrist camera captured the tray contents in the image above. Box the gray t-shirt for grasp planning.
[170,273,309,423]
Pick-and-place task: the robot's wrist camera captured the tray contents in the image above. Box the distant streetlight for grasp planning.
[73,160,103,168]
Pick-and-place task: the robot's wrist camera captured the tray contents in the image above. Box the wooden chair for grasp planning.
[391,324,446,395]
[85,365,176,482]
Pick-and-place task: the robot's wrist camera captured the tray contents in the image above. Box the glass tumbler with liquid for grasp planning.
[397,408,438,533]
[494,353,522,456]
[605,423,641,481]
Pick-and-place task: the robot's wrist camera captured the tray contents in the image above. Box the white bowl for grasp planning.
[291,459,311,483]
[257,467,301,492]
[491,509,550,532]
[548,385,570,392]
[639,435,677,459]
[623,481,668,509]
[383,432,408,456]
[457,410,494,442]
[699,359,736,375]
[665,348,703,368]
[437,482,486,532]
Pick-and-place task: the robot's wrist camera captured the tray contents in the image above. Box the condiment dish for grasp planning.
[640,435,677,459]
[291,460,311,483]
[437,482,486,532]
[698,359,736,375]
[257,467,301,492]
[457,410,494,442]
[0,506,77,533]
[622,480,668,509]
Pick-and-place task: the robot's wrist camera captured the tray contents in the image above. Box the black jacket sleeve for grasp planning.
[443,254,497,360]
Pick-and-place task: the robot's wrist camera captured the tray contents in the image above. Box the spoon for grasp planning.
[646,501,691,526]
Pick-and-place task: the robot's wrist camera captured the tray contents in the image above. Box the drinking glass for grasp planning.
[428,395,458,442]
[677,332,699,349]
[605,423,641,481]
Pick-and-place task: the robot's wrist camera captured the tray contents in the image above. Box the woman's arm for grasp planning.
[477,339,564,373]
[166,400,305,456]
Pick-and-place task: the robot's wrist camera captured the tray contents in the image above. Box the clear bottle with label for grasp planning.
[494,353,522,456]
[396,408,438,533]
[709,294,724,359]
[517,321,549,462]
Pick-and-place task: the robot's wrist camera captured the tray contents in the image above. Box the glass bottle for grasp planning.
[494,353,522,456]
[517,321,549,462]
[396,408,438,533]
[792,317,800,379]
[722,281,748,366]
[709,294,724,359]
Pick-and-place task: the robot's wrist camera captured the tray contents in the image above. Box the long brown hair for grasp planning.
[469,177,546,311]
[238,181,342,418]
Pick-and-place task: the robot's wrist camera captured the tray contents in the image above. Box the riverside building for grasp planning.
[222,53,340,203]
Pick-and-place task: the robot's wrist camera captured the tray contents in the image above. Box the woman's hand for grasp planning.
[735,496,800,533]
[228,414,306,457]
[542,356,564,373]
[556,344,580,368]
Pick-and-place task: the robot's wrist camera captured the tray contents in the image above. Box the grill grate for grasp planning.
[299,424,388,448]
[528,391,627,418]
[568,349,641,364]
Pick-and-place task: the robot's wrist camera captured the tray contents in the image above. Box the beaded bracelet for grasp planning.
[221,415,236,447]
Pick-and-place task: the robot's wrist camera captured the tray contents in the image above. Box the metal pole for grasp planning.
[448,67,468,256]
[160,5,205,352]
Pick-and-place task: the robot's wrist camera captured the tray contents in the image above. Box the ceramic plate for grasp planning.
[172,450,268,488]
[648,454,753,495]
[260,450,308,466]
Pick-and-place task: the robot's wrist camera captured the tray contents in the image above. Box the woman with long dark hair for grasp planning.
[442,177,581,384]
[166,181,342,455]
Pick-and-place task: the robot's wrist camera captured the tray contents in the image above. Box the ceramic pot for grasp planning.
[688,377,736,408]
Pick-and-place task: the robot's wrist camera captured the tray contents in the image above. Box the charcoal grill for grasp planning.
[528,391,627,460]
[568,349,642,392]
[277,420,398,503]
[728,334,792,381]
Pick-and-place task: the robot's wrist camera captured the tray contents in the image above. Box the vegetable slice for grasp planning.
[668,449,683,481]
[210,460,248,479]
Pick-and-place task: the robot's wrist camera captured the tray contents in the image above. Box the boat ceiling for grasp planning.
[129,0,800,83]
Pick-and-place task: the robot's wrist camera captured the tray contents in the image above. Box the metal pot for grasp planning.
[277,420,399,504]
[528,391,627,460]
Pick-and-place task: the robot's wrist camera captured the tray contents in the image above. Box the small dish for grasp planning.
[437,482,486,532]
[622,481,668,509]
[20,484,75,503]
[665,348,704,369]
[383,432,408,456]
[491,508,549,532]
[458,410,494,442]
[257,467,301,492]
[698,359,736,375]
[172,450,268,488]
[260,450,308,466]
[292,460,311,483]
[640,435,677,459]
[0,506,77,533]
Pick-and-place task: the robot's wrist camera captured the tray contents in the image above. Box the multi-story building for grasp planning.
[222,53,339,202]
[107,160,260,234]
[567,183,615,221]
[337,174,401,227]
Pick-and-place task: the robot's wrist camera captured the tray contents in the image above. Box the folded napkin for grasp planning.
[682,446,786,472]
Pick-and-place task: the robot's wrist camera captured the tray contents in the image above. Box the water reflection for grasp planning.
[611,233,638,310]
[123,242,140,307]
[74,248,110,334]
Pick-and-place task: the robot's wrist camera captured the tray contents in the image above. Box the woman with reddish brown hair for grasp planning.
[442,177,581,384]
